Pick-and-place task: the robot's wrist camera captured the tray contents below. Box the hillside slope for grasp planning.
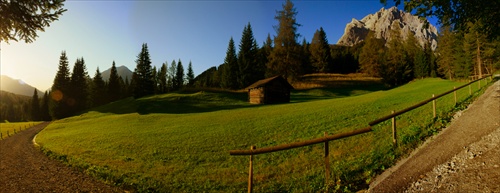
[36,78,487,192]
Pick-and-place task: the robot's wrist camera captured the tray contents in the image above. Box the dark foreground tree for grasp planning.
[220,38,238,89]
[133,43,155,98]
[108,61,121,102]
[91,68,107,107]
[310,27,333,73]
[237,23,260,88]
[70,57,88,114]
[267,0,302,80]
[0,0,67,43]
[186,61,195,87]
[50,51,71,119]
[174,60,185,90]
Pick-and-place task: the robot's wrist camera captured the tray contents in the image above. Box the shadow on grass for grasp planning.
[91,82,389,115]
[291,82,389,103]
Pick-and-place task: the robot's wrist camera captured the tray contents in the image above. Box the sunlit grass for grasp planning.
[36,78,491,192]
[0,122,42,140]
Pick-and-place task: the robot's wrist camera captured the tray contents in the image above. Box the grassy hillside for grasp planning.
[36,78,489,192]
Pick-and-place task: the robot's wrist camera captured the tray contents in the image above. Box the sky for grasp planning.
[0,0,435,91]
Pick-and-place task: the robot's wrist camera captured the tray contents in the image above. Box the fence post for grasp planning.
[324,132,330,190]
[432,94,436,118]
[248,146,255,193]
[392,110,397,147]
[469,83,472,95]
[453,86,457,106]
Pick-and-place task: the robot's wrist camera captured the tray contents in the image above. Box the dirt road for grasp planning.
[0,122,122,193]
[369,79,500,192]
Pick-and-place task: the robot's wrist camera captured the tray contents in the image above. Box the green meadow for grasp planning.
[1,122,41,139]
[36,78,491,192]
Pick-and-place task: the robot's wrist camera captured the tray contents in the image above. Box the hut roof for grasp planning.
[246,76,294,90]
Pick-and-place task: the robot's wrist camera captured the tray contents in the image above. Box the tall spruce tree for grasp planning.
[108,61,121,102]
[133,43,155,98]
[267,0,302,79]
[174,59,185,90]
[31,89,40,121]
[50,51,71,119]
[310,27,333,73]
[237,23,260,88]
[220,38,238,89]
[159,62,168,93]
[186,61,195,87]
[92,67,107,107]
[70,57,89,114]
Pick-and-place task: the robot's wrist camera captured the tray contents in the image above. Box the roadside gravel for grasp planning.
[369,79,499,193]
[0,122,122,193]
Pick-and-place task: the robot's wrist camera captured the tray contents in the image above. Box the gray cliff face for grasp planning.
[337,7,438,50]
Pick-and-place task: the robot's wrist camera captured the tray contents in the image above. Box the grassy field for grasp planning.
[0,122,41,140]
[36,78,492,192]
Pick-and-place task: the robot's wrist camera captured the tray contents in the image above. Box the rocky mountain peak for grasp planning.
[337,6,438,50]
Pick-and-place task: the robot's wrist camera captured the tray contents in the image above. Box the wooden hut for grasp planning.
[246,76,294,104]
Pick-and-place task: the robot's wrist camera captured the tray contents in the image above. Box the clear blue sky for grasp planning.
[1,0,429,91]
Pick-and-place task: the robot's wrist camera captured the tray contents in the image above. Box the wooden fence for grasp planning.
[229,75,494,192]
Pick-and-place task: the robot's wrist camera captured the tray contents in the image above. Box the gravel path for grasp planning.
[369,79,500,193]
[0,122,122,193]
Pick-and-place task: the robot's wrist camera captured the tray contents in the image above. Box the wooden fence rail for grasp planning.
[229,75,493,192]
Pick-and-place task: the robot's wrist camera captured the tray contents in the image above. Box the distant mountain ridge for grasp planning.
[337,7,438,50]
[101,65,133,82]
[0,75,44,97]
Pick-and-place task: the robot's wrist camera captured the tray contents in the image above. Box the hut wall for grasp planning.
[249,87,265,104]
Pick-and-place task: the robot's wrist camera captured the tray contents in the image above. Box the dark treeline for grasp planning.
[43,43,195,120]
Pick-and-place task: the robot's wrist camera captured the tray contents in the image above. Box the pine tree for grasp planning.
[92,67,107,107]
[50,51,71,119]
[267,0,302,79]
[168,60,176,92]
[31,89,40,121]
[237,23,260,88]
[108,61,121,102]
[69,57,89,114]
[152,66,158,94]
[261,34,273,77]
[174,59,185,90]
[301,38,312,74]
[220,38,238,89]
[186,61,195,87]
[310,27,333,73]
[382,22,413,86]
[159,62,168,93]
[40,91,51,121]
[413,45,430,78]
[133,43,155,98]
[359,31,385,77]
[436,26,456,79]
